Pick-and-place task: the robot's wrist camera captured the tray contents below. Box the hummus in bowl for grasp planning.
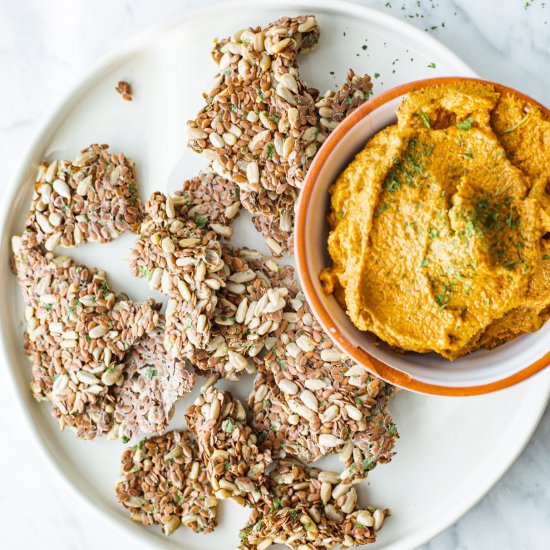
[295,78,550,395]
[321,81,550,360]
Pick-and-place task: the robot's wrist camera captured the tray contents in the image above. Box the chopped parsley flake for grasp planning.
[223,418,235,434]
[361,456,376,471]
[137,266,152,280]
[239,528,251,539]
[145,367,159,379]
[456,117,474,131]
[374,203,389,217]
[195,215,209,228]
[387,422,399,436]
[253,520,263,532]
[419,112,431,128]
[500,114,530,135]
[383,136,431,193]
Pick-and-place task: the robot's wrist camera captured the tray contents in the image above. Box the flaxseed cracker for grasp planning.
[246,263,397,480]
[116,430,218,536]
[25,144,142,250]
[185,387,272,507]
[239,458,387,549]
[249,355,397,482]
[187,15,322,193]
[12,232,161,439]
[130,192,226,353]
[175,169,242,227]
[114,320,196,441]
[185,246,295,379]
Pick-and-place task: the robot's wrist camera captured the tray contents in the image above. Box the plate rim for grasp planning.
[0,1,548,549]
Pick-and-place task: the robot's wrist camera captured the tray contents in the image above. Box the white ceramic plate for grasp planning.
[1,1,549,549]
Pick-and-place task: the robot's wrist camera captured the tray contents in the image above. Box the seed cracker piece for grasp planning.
[113,320,197,442]
[174,169,242,227]
[240,186,297,257]
[115,80,133,101]
[249,360,396,481]
[13,232,159,365]
[116,430,218,536]
[187,15,323,195]
[24,144,142,251]
[130,192,226,352]
[248,284,397,480]
[187,16,373,257]
[316,69,373,130]
[186,247,295,379]
[12,232,160,439]
[237,70,373,257]
[185,387,272,507]
[239,459,387,549]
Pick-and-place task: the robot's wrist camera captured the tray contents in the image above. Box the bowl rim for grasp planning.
[295,76,550,396]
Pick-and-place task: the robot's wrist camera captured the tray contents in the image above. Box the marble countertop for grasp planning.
[1,0,549,548]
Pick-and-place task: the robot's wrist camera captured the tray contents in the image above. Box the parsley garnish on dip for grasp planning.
[321,81,550,360]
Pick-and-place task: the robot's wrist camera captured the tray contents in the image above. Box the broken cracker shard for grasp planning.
[116,80,133,101]
[186,14,373,255]
[26,144,142,249]
[12,231,161,440]
[115,430,218,536]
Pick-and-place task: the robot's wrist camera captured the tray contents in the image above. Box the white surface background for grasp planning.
[0,0,549,549]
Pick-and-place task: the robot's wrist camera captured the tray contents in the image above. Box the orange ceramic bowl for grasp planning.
[295,77,550,396]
